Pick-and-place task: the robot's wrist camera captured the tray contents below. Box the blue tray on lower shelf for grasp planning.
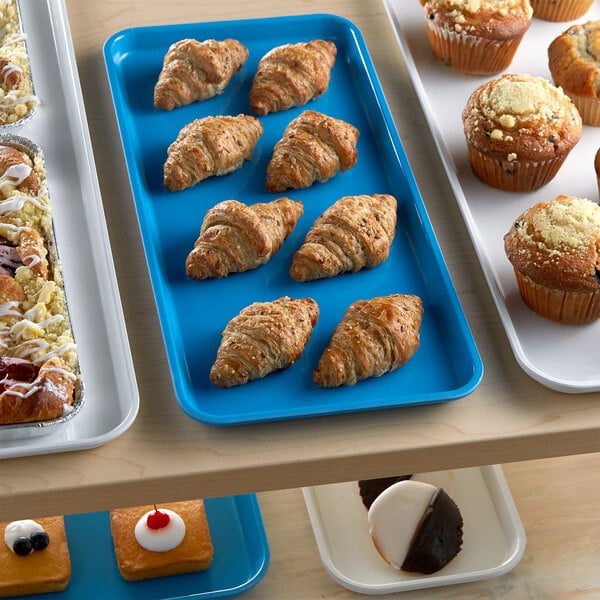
[103,13,483,426]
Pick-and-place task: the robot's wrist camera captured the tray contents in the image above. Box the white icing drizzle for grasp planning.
[0,163,31,188]
[4,520,43,553]
[134,509,186,552]
[12,339,76,362]
[21,253,41,267]
[0,300,21,318]
[0,193,49,214]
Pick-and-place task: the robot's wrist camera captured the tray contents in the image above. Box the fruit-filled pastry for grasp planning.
[186,197,304,279]
[250,39,336,115]
[154,38,248,110]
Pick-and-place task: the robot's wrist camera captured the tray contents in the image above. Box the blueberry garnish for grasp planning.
[13,536,33,556]
[30,530,50,551]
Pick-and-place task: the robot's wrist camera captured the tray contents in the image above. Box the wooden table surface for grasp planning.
[1,0,599,596]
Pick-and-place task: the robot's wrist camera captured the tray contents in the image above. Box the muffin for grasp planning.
[504,195,600,323]
[462,73,582,191]
[419,0,533,75]
[595,147,600,199]
[530,0,594,21]
[548,21,600,127]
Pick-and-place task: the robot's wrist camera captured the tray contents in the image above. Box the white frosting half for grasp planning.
[134,509,186,552]
[4,519,43,553]
[367,480,436,570]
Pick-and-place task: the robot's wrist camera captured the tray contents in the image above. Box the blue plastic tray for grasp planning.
[24,495,269,600]
[103,13,483,425]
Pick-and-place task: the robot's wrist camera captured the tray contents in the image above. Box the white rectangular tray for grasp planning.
[303,466,525,594]
[0,0,138,458]
[383,1,600,392]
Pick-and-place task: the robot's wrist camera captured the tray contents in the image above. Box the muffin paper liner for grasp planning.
[531,0,595,22]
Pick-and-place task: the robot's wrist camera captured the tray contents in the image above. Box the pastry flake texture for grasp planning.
[265,109,359,192]
[210,296,319,388]
[154,38,249,110]
[290,193,397,281]
[313,294,423,388]
[250,39,337,115]
[163,114,263,191]
[186,197,304,279]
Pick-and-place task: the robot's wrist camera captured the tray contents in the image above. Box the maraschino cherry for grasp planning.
[146,505,170,530]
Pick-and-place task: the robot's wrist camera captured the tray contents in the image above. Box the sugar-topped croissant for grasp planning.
[250,40,337,115]
[210,296,319,387]
[154,38,248,110]
[164,114,263,191]
[265,110,359,192]
[313,294,423,388]
[186,197,304,279]
[289,194,397,282]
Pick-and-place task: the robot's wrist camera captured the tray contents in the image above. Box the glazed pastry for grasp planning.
[265,110,359,192]
[250,40,337,115]
[0,516,71,597]
[154,38,248,110]
[210,296,319,387]
[0,227,48,280]
[290,194,397,282]
[163,114,263,191]
[313,294,423,387]
[0,145,40,200]
[186,197,304,279]
[110,500,213,581]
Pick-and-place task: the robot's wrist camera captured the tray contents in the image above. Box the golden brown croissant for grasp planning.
[186,197,304,279]
[250,40,337,115]
[210,296,319,387]
[313,294,423,388]
[154,38,248,110]
[164,114,263,191]
[265,110,359,192]
[289,194,397,282]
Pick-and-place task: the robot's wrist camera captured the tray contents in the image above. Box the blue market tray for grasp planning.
[24,495,269,600]
[103,13,483,426]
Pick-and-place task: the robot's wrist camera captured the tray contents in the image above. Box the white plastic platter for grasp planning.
[383,1,600,392]
[303,466,525,594]
[0,0,139,458]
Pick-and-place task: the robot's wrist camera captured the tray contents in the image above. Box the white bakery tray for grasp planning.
[0,0,139,457]
[383,0,600,392]
[303,466,525,594]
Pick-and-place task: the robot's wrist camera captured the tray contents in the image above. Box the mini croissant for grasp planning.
[154,38,248,110]
[289,194,397,282]
[313,294,423,388]
[186,197,304,279]
[250,40,337,115]
[265,110,359,192]
[163,114,263,191]
[210,296,319,387]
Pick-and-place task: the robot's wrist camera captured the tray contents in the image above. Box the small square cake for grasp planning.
[0,516,71,597]
[110,500,213,582]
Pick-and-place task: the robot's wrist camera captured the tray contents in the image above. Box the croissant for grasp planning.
[289,194,397,282]
[186,197,304,279]
[265,110,359,192]
[313,294,423,388]
[154,38,248,110]
[250,40,337,115]
[163,114,263,191]
[210,296,319,387]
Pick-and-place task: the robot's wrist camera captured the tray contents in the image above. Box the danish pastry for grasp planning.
[289,194,397,281]
[210,296,319,387]
[250,40,337,115]
[154,38,248,110]
[265,110,359,192]
[186,197,304,279]
[164,114,263,191]
[313,294,423,387]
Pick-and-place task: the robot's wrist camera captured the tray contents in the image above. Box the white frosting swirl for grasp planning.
[4,519,43,553]
[134,509,186,552]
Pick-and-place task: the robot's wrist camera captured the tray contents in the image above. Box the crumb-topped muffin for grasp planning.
[504,195,600,323]
[530,0,594,22]
[419,0,533,75]
[548,21,600,127]
[462,73,582,191]
[595,147,600,199]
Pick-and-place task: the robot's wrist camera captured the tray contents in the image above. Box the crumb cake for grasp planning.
[462,73,582,191]
[0,516,71,597]
[0,139,80,425]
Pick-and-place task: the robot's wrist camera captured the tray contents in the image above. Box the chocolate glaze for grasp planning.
[358,475,413,509]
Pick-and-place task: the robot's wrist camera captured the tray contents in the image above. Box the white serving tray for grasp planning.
[383,1,600,392]
[0,0,139,458]
[303,466,525,594]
